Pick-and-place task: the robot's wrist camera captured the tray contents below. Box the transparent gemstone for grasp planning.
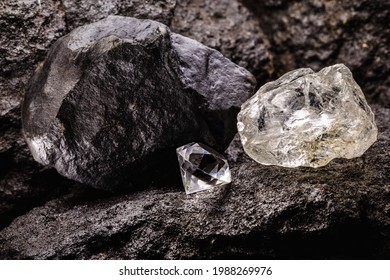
[176,142,231,194]
[237,64,378,168]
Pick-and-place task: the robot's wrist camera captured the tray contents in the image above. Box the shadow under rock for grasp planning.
[106,147,185,195]
[240,155,380,190]
[0,167,70,230]
[196,219,389,259]
[1,146,186,231]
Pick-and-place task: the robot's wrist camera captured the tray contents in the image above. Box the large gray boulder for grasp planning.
[22,16,256,190]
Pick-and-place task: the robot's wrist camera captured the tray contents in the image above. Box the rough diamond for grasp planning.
[237,64,378,168]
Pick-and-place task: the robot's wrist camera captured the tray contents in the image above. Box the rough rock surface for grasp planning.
[1,105,389,259]
[0,0,65,119]
[62,0,176,29]
[0,0,67,229]
[243,0,390,107]
[0,0,65,167]
[170,0,273,85]
[22,16,255,190]
[60,0,274,86]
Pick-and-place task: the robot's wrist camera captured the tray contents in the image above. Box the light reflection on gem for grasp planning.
[176,142,231,194]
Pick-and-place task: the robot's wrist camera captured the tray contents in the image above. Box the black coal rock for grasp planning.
[22,16,256,190]
[0,0,65,119]
[62,0,176,29]
[56,0,274,86]
[170,0,273,86]
[0,0,66,171]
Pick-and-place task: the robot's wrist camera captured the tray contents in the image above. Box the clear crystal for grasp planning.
[237,64,378,168]
[176,142,231,194]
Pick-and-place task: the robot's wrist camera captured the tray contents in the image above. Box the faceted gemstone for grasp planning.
[237,64,378,168]
[176,142,231,194]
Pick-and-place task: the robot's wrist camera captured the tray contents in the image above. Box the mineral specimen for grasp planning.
[237,64,378,168]
[22,16,255,190]
[176,142,231,194]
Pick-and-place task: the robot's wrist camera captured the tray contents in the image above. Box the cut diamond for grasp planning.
[176,142,231,194]
[237,64,378,168]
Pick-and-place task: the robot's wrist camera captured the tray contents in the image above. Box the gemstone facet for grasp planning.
[237,64,378,168]
[176,142,231,194]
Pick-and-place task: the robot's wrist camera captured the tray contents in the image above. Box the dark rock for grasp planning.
[0,165,79,230]
[170,0,273,85]
[243,0,390,107]
[0,106,83,229]
[0,0,65,117]
[0,1,67,226]
[0,103,89,231]
[22,16,256,190]
[61,0,274,85]
[1,104,389,259]
[29,0,274,86]
[62,0,176,30]
[0,0,66,164]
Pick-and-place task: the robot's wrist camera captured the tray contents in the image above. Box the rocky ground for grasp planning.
[0,0,389,259]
